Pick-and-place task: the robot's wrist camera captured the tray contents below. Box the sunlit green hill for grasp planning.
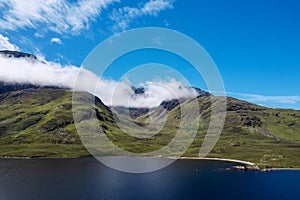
[0,83,299,168]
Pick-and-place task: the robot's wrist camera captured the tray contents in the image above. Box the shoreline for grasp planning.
[178,157,300,171]
[1,155,299,171]
[266,168,300,171]
[178,157,255,166]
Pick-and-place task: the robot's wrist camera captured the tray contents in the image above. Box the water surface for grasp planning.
[0,157,299,200]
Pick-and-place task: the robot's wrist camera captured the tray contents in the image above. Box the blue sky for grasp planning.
[0,0,299,109]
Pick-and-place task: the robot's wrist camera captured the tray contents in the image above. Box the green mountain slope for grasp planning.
[0,87,85,157]
[185,97,300,168]
[0,86,299,168]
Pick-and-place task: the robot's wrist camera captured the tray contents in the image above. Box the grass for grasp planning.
[0,88,300,168]
[0,144,89,158]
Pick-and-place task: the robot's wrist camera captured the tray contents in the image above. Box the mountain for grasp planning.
[0,82,62,94]
[0,82,299,168]
[0,51,299,168]
[0,82,40,94]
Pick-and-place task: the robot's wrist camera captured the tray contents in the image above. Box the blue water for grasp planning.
[0,157,299,200]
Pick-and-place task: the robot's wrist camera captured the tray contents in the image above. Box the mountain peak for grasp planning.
[132,86,211,98]
[191,87,211,97]
[0,50,37,60]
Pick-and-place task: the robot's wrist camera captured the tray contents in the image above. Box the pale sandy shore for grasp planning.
[178,157,300,171]
[178,157,255,166]
[267,168,300,171]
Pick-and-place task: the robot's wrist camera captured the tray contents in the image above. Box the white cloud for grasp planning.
[163,20,170,27]
[0,56,78,88]
[142,0,174,16]
[94,79,197,107]
[0,0,118,35]
[0,34,20,51]
[110,0,174,31]
[0,56,196,108]
[34,32,44,38]
[51,37,63,44]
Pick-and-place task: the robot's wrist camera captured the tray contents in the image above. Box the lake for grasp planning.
[0,157,299,200]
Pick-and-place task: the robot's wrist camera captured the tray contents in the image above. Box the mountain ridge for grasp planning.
[0,50,37,60]
[0,85,299,168]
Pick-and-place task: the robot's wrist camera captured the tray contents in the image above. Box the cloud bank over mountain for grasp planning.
[1,54,300,109]
[0,55,196,107]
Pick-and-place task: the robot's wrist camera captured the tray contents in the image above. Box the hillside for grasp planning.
[0,84,299,168]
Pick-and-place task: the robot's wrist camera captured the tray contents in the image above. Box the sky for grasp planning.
[0,0,299,109]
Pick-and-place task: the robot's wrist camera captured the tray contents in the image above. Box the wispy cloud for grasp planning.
[0,0,118,35]
[226,92,300,105]
[110,0,174,32]
[0,34,20,51]
[51,37,63,45]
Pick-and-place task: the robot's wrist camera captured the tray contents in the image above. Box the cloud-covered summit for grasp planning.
[0,51,197,108]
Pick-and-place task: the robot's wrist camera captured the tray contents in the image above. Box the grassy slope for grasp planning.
[0,88,86,157]
[185,97,300,168]
[0,88,299,168]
